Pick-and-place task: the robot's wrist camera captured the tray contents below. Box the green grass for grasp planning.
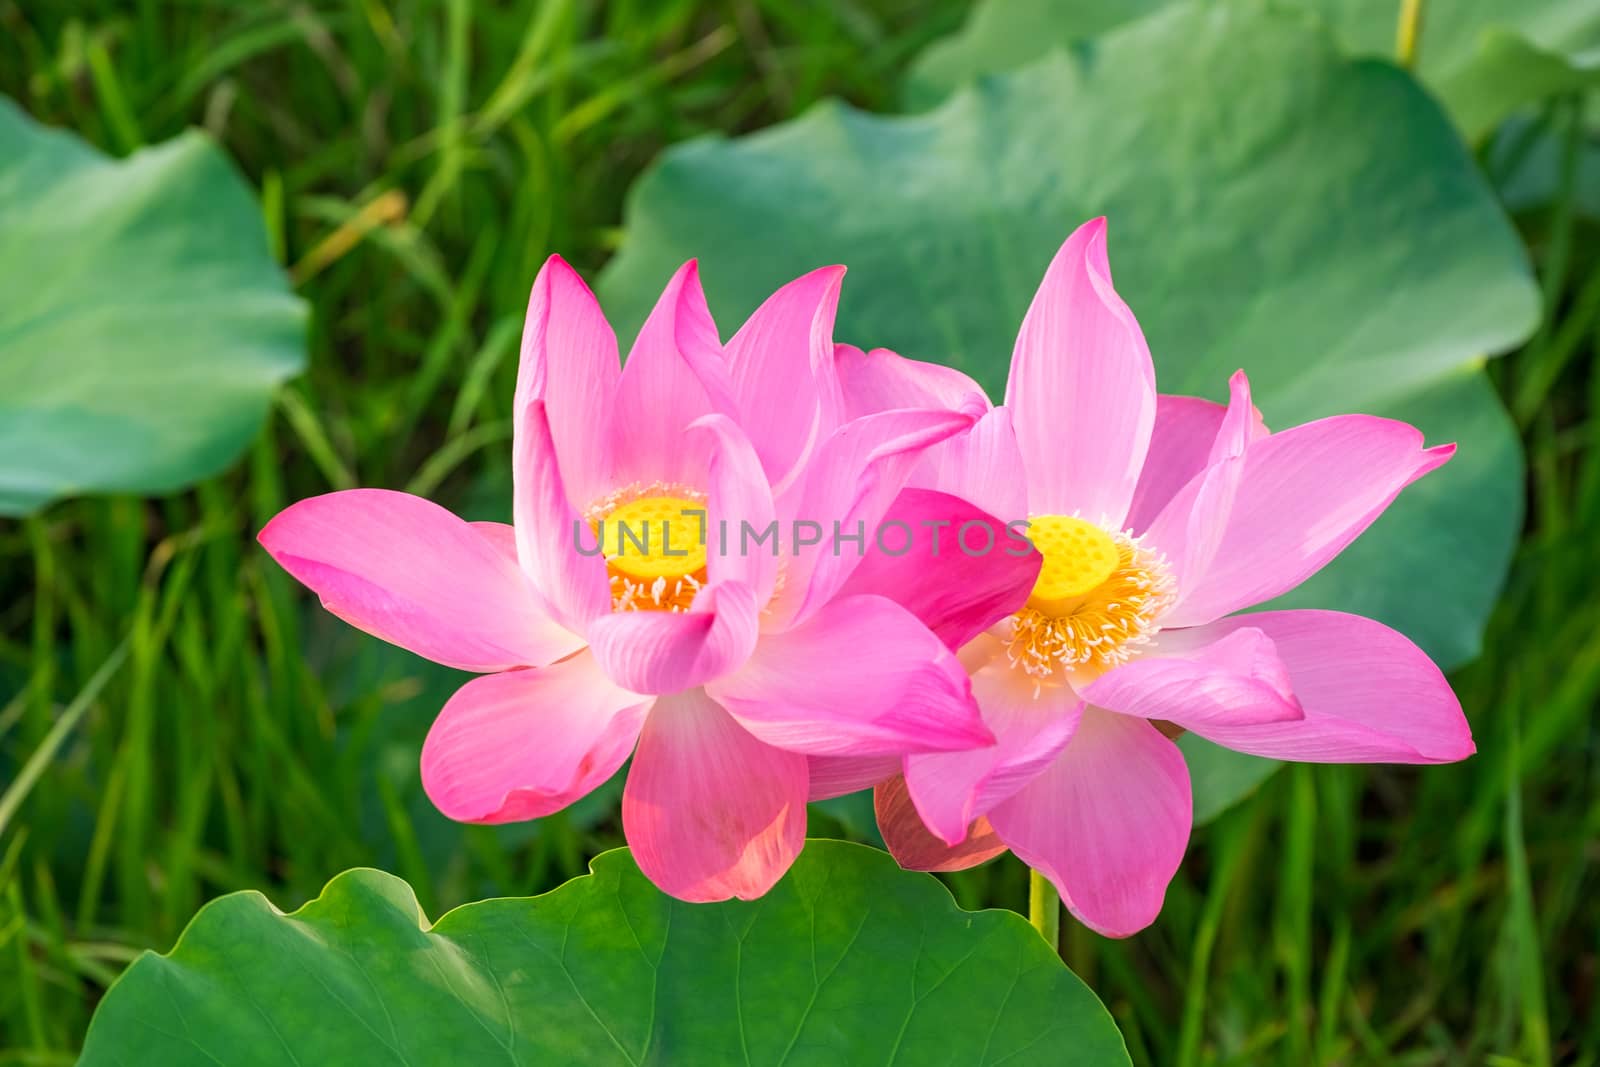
[1,1,1596,1064]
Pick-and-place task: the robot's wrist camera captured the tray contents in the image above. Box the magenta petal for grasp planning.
[421,654,650,823]
[690,414,778,601]
[1207,371,1261,465]
[776,406,975,626]
[726,266,847,490]
[611,260,735,489]
[514,255,620,507]
[836,488,1039,652]
[1005,218,1156,527]
[1161,415,1454,627]
[989,709,1192,938]
[468,520,521,563]
[1126,387,1270,535]
[903,661,1082,845]
[513,400,611,632]
[1170,611,1473,763]
[805,755,900,801]
[1142,371,1261,599]
[1084,627,1303,729]
[1126,396,1225,533]
[834,343,989,421]
[916,407,1030,529]
[622,689,807,902]
[259,489,581,672]
[709,594,992,756]
[586,581,760,696]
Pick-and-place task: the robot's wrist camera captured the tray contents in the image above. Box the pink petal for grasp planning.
[420,653,650,822]
[1165,611,1473,763]
[259,489,581,672]
[775,407,975,626]
[708,593,992,756]
[1207,371,1262,465]
[622,688,807,902]
[901,655,1081,845]
[1125,396,1224,534]
[1083,627,1303,729]
[468,520,521,563]
[1142,371,1256,601]
[806,755,900,801]
[1004,217,1156,527]
[586,581,760,695]
[836,349,1023,524]
[834,343,989,421]
[513,255,619,508]
[876,774,1008,873]
[725,267,847,491]
[989,708,1192,938]
[690,414,778,602]
[835,488,1039,652]
[611,260,736,489]
[1160,415,1455,628]
[916,407,1030,529]
[1126,389,1270,534]
[513,400,611,632]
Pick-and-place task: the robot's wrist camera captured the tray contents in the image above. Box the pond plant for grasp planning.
[5,0,1595,1063]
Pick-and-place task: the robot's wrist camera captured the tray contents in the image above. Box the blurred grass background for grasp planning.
[0,1,1596,1064]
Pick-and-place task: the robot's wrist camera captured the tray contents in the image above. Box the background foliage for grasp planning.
[1,1,1596,1064]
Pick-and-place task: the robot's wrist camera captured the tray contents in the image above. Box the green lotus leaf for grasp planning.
[905,0,1600,138]
[0,97,305,515]
[81,842,1129,1066]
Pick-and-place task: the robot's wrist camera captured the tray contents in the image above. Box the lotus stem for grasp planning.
[1396,0,1424,70]
[1029,868,1060,953]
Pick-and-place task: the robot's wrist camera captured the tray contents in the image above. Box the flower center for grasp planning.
[1005,515,1173,680]
[590,489,707,612]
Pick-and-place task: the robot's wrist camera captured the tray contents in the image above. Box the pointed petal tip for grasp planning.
[1080,216,1113,270]
[256,511,285,552]
[951,716,998,752]
[533,252,595,296]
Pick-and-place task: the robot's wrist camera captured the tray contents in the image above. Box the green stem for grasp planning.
[1395,0,1424,69]
[1028,868,1060,953]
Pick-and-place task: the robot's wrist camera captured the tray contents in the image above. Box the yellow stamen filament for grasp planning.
[1005,515,1173,680]
[587,487,708,613]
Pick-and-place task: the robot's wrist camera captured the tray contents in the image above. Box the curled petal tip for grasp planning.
[1412,442,1457,484]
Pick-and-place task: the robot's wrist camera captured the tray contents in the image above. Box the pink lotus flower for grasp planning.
[259,256,1030,902]
[840,217,1474,937]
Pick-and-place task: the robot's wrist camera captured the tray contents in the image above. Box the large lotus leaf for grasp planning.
[904,0,1600,138]
[80,842,1129,1066]
[599,3,1536,820]
[0,97,305,515]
